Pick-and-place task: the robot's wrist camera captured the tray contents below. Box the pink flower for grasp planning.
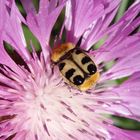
[0,0,140,139]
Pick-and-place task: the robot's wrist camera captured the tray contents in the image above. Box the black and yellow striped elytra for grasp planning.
[51,43,100,91]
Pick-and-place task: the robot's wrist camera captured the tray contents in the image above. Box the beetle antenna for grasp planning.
[75,36,83,49]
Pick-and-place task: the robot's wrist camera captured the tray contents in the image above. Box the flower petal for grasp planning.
[26,0,65,61]
[0,2,26,76]
[102,52,140,80]
[100,33,140,80]
[96,72,140,122]
[96,2,140,64]
[107,125,140,140]
[3,1,31,61]
[20,0,36,13]
[81,0,121,50]
[65,0,105,44]
[96,33,140,64]
[0,0,6,32]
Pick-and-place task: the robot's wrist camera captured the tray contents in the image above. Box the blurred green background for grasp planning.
[14,0,140,130]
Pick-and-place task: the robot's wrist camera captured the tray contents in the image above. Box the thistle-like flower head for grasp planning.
[0,0,140,140]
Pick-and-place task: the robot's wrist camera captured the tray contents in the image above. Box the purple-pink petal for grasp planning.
[96,2,140,64]
[3,1,30,61]
[65,0,106,44]
[81,0,121,50]
[107,125,140,140]
[26,0,65,61]
[97,72,140,122]
[20,0,36,14]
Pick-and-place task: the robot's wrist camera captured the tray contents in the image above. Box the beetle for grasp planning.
[51,42,100,91]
